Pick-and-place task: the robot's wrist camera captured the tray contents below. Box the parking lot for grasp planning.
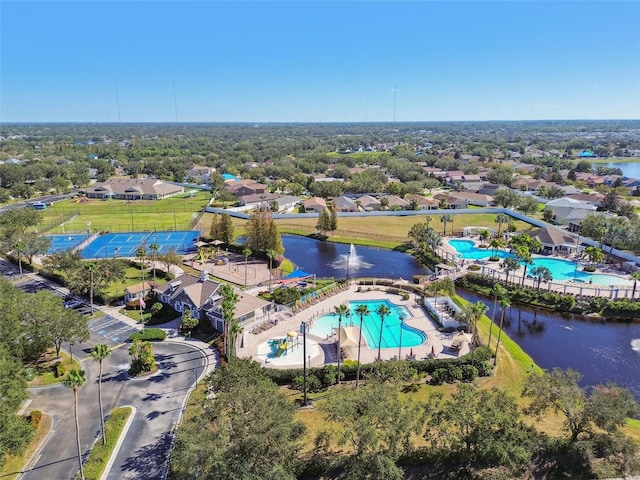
[88,315,140,344]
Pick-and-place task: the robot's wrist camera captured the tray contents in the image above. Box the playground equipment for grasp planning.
[269,332,298,357]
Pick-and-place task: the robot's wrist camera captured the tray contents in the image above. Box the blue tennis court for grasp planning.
[47,234,91,253]
[80,230,200,259]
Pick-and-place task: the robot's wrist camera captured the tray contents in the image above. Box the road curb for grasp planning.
[99,405,137,480]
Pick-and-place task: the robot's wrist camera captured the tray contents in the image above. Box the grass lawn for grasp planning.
[26,350,82,387]
[82,406,133,480]
[104,265,151,298]
[119,299,180,326]
[0,414,52,480]
[40,191,211,233]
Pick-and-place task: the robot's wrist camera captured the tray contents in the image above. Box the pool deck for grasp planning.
[236,284,470,369]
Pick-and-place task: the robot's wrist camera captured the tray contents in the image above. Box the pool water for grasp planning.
[449,239,631,286]
[309,299,426,349]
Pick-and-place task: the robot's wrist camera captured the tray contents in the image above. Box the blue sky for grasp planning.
[1,1,639,122]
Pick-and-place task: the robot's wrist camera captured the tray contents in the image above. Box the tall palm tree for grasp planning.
[494,213,509,237]
[488,238,505,259]
[242,248,252,287]
[440,214,453,236]
[64,369,87,480]
[583,245,604,267]
[266,249,277,292]
[375,304,391,361]
[515,246,534,287]
[229,321,244,358]
[494,297,510,366]
[501,256,520,284]
[149,242,160,283]
[488,284,506,349]
[468,301,488,365]
[354,304,369,387]
[90,344,111,446]
[334,303,349,385]
[631,271,640,299]
[530,265,552,291]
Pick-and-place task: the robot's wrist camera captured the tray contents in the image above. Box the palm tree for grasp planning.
[86,262,97,314]
[64,369,87,480]
[266,249,277,292]
[494,297,511,366]
[354,304,370,387]
[488,284,507,349]
[466,301,488,365]
[334,303,349,385]
[530,265,552,291]
[90,344,111,446]
[440,214,453,236]
[149,242,159,283]
[516,246,534,287]
[13,238,25,278]
[583,245,604,267]
[229,322,244,358]
[375,304,391,361]
[631,271,640,299]
[494,213,509,237]
[242,248,252,287]
[501,256,520,284]
[488,238,505,259]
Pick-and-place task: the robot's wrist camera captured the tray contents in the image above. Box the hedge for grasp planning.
[129,328,167,342]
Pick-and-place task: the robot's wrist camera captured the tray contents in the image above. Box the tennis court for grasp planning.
[47,234,91,254]
[80,230,201,259]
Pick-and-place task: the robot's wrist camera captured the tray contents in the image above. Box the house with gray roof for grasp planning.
[544,197,597,228]
[356,194,381,211]
[528,226,580,255]
[333,195,358,212]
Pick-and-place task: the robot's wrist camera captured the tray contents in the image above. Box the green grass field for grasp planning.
[40,191,211,234]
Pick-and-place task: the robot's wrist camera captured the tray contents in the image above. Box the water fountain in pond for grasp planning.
[331,244,373,271]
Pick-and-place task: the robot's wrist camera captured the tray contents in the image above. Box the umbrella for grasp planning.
[431,345,435,355]
[409,348,413,357]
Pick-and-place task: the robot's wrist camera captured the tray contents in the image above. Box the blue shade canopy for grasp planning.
[279,268,313,283]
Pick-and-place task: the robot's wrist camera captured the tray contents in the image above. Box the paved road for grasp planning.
[21,341,212,480]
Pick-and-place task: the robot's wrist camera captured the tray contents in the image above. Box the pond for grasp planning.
[457,289,640,401]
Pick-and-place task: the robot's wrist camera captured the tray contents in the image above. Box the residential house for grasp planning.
[432,193,468,209]
[229,183,269,197]
[333,196,358,212]
[236,192,279,207]
[185,165,215,184]
[356,194,381,211]
[404,194,437,210]
[272,195,301,213]
[566,193,604,208]
[303,197,327,213]
[544,197,597,229]
[449,191,493,207]
[80,178,184,200]
[380,194,409,210]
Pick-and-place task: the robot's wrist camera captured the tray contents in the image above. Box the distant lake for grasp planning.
[605,161,640,179]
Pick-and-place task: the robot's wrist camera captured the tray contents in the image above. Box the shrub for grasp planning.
[54,363,65,378]
[488,256,500,262]
[461,364,479,382]
[401,292,410,301]
[29,410,42,428]
[468,264,481,271]
[431,368,447,385]
[129,328,167,342]
[583,265,597,273]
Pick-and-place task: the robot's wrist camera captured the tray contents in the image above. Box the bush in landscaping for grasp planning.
[583,265,597,273]
[129,328,167,342]
[29,410,42,428]
[271,286,301,305]
[54,363,65,378]
[467,264,481,271]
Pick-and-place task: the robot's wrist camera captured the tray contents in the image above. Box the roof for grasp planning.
[125,281,157,295]
[528,226,576,246]
[545,197,597,210]
[81,178,183,197]
[304,197,327,208]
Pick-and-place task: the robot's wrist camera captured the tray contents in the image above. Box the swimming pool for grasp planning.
[309,299,426,349]
[449,239,631,286]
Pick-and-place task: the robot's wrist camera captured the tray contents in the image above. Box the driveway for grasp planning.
[20,340,216,480]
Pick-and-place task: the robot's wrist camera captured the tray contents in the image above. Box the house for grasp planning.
[449,191,493,207]
[566,193,604,208]
[356,194,381,211]
[404,194,437,210]
[229,183,269,197]
[236,192,279,207]
[380,194,409,210]
[272,195,301,212]
[154,271,270,331]
[544,197,597,228]
[80,178,184,200]
[303,197,327,213]
[477,183,501,196]
[185,165,215,183]
[432,193,468,209]
[333,196,358,212]
[528,226,580,255]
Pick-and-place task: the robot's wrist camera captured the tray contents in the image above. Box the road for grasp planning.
[21,340,211,480]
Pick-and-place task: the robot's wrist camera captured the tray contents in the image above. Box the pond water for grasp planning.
[281,235,427,279]
[458,289,640,401]
[605,161,640,179]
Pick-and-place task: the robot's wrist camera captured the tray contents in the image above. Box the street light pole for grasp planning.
[301,321,308,406]
[398,313,405,361]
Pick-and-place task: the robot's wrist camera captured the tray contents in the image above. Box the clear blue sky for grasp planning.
[1,1,639,122]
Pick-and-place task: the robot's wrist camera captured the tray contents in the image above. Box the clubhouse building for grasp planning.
[80,178,184,200]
